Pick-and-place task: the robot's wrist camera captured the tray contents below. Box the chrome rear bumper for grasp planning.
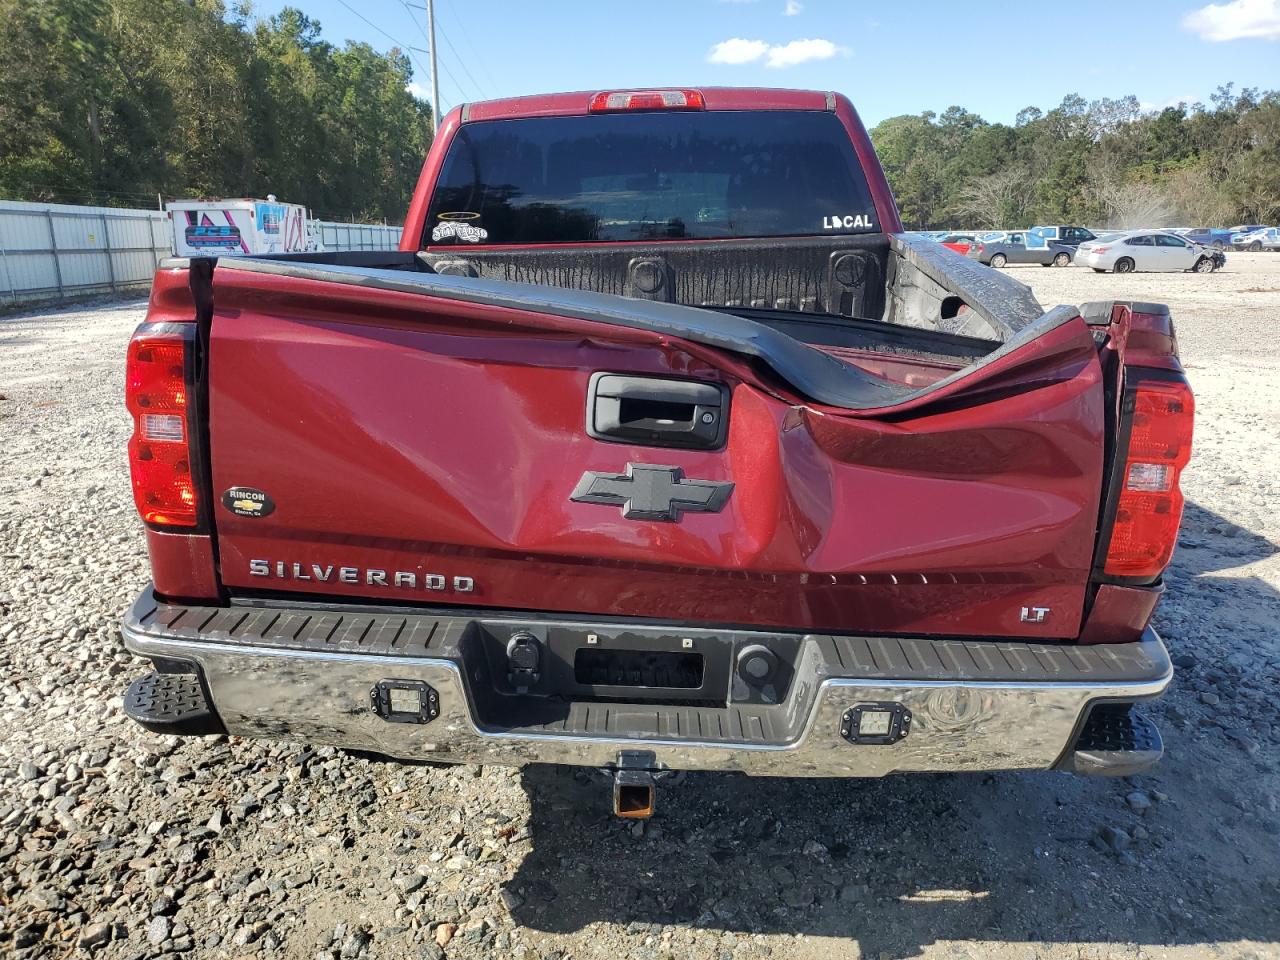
[121,588,1172,778]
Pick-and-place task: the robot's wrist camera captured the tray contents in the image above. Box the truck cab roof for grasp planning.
[461,87,837,122]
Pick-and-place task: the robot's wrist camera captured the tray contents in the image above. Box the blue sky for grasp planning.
[255,0,1280,126]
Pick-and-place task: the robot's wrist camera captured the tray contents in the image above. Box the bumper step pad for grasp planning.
[1057,706,1162,777]
[123,672,226,736]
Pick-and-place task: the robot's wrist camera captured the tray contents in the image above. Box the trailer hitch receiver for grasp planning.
[611,750,658,818]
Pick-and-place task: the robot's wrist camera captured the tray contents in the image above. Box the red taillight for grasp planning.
[1092,246,1109,254]
[126,329,198,527]
[588,89,705,113]
[1103,379,1194,578]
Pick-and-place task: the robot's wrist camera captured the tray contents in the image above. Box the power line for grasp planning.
[433,48,471,109]
[395,0,443,121]
[398,0,477,110]
[403,43,450,115]
[402,42,467,116]
[435,27,486,101]
[437,0,499,95]
[414,2,487,101]
[333,0,460,119]
[333,0,434,94]
[401,43,467,114]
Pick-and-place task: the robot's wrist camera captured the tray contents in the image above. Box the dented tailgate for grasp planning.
[205,262,1105,639]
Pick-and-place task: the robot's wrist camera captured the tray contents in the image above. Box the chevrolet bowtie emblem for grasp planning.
[570,464,734,522]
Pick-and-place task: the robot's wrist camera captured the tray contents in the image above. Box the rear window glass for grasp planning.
[424,111,879,245]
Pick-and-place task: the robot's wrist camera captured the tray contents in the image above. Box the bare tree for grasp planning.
[1089,168,1175,229]
[1166,164,1234,225]
[956,169,1033,228]
[1087,95,1142,140]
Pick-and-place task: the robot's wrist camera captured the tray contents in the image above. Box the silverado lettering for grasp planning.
[248,560,475,591]
[120,87,1188,816]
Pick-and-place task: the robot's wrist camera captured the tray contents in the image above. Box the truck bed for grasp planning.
[228,231,1075,409]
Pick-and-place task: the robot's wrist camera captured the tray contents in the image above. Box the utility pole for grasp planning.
[426,0,440,131]
[403,1,441,127]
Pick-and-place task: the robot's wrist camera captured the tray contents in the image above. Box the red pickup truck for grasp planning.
[121,88,1189,816]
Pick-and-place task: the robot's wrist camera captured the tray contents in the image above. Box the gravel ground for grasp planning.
[2,256,1278,960]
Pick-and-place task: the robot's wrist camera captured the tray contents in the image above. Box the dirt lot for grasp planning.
[1,255,1278,960]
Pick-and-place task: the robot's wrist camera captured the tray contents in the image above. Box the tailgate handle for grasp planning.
[587,374,730,450]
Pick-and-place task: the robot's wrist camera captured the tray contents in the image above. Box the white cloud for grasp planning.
[707,38,771,64]
[764,38,845,67]
[707,36,846,67]
[784,0,803,14]
[1183,0,1280,40]
[406,81,429,100]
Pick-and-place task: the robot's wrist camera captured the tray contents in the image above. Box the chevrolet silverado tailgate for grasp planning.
[205,260,1105,638]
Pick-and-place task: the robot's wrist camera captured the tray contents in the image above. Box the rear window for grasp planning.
[424,111,879,246]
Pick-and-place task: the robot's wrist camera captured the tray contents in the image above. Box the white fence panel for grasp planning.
[316,221,401,251]
[0,200,170,304]
[2,200,403,306]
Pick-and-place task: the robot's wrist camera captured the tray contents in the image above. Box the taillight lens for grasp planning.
[1092,246,1109,254]
[1104,379,1194,578]
[588,89,705,112]
[126,329,198,527]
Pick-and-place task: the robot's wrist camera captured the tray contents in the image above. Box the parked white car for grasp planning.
[1228,224,1267,249]
[1231,226,1279,251]
[1075,230,1221,273]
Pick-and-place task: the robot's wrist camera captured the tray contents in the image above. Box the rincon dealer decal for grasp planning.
[221,486,275,518]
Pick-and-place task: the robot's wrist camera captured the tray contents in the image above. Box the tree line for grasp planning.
[0,0,433,222]
[869,86,1280,231]
[4,0,1277,232]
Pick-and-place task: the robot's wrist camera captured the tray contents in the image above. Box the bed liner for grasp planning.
[179,238,1080,412]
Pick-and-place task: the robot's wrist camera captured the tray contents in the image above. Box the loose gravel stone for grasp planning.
[78,921,111,948]
[1125,790,1152,815]
[1099,825,1131,855]
[781,884,815,908]
[1224,729,1261,755]
[435,923,458,948]
[146,915,170,945]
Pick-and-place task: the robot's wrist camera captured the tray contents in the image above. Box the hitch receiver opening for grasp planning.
[613,771,656,818]
[612,750,658,818]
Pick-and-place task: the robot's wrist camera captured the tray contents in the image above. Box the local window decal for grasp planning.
[823,214,874,230]
[432,211,488,243]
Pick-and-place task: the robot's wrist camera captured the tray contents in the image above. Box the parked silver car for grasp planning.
[1075,231,1221,273]
[967,232,1075,268]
